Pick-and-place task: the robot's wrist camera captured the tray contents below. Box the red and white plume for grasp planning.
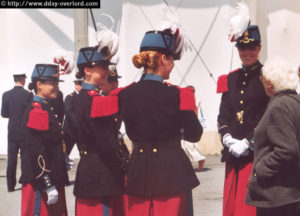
[228,0,250,42]
[53,50,75,75]
[95,13,119,59]
[156,5,191,58]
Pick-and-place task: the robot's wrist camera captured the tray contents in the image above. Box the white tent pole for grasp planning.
[246,0,257,24]
[73,9,89,59]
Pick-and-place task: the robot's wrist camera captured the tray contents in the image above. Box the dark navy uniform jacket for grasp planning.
[50,90,64,124]
[1,86,32,140]
[63,91,79,148]
[19,96,68,191]
[217,61,269,163]
[73,83,124,198]
[117,74,202,198]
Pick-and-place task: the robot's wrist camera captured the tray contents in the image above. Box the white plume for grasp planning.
[53,50,75,75]
[228,0,250,42]
[96,13,115,31]
[156,5,191,58]
[109,56,119,72]
[95,13,118,59]
[95,29,119,59]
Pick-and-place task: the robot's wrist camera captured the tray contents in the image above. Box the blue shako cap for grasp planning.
[77,46,115,69]
[236,25,261,48]
[31,64,60,81]
[140,30,180,60]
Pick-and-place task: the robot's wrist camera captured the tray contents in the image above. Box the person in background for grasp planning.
[1,73,32,192]
[100,69,121,96]
[100,69,130,176]
[246,57,300,216]
[63,79,83,155]
[19,64,69,216]
[217,24,269,216]
[181,85,206,171]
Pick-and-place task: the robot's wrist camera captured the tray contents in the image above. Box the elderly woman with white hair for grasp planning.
[246,56,300,216]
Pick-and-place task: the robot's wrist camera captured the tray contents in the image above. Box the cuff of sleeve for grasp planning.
[219,127,230,139]
[42,174,53,189]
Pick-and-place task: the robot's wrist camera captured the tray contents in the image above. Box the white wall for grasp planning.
[2,0,300,154]
[0,9,76,155]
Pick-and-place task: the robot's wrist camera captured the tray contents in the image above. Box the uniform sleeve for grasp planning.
[57,91,65,123]
[177,87,202,142]
[1,93,9,118]
[26,128,54,190]
[179,110,203,143]
[217,92,234,139]
[25,106,54,190]
[254,105,298,180]
[64,95,76,124]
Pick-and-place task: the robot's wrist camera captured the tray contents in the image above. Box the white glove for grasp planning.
[222,133,239,148]
[46,186,58,205]
[229,139,249,158]
[65,155,74,170]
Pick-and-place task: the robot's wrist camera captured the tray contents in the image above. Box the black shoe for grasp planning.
[8,187,15,192]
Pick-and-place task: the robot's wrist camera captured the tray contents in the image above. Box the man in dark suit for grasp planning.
[1,73,32,192]
[63,79,82,154]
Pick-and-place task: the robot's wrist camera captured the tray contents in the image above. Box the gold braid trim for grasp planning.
[35,155,51,179]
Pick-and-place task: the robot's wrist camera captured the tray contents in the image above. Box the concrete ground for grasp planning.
[0,155,224,216]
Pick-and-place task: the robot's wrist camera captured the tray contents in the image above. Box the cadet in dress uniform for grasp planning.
[19,64,69,216]
[217,25,269,216]
[100,70,121,96]
[63,79,82,154]
[1,73,32,192]
[100,70,130,175]
[73,30,125,216]
[91,27,203,215]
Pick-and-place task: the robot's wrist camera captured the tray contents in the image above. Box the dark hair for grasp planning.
[28,79,47,94]
[28,80,37,93]
[14,77,25,82]
[76,67,85,79]
[76,65,95,79]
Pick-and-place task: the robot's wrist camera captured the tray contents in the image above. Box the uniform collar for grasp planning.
[141,73,163,83]
[33,95,49,105]
[81,82,100,93]
[242,61,262,71]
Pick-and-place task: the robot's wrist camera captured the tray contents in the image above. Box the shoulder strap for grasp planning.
[216,68,240,94]
[90,83,135,118]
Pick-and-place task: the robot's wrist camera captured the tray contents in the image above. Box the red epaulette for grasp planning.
[27,102,49,131]
[216,68,239,94]
[177,86,196,111]
[90,83,135,118]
